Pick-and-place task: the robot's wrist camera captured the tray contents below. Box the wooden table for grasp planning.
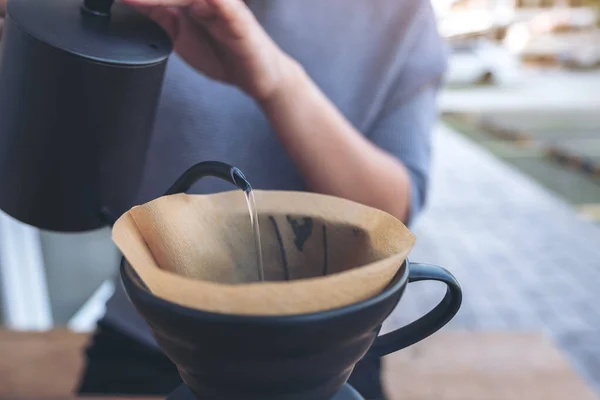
[1,329,597,400]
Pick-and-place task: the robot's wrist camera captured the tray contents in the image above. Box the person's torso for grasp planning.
[136,0,417,201]
[104,0,430,346]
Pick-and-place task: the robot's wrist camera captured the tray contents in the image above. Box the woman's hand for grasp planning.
[123,0,297,102]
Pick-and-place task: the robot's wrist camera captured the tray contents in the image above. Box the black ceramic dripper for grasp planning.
[122,255,462,400]
[0,0,172,232]
[117,161,463,400]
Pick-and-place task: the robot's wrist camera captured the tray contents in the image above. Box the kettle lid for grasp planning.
[7,0,172,66]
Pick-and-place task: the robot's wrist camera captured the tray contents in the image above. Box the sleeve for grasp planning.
[366,1,448,226]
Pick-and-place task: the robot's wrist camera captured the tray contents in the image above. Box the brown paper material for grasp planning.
[113,190,415,316]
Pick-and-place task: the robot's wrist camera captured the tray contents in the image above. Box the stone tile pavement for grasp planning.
[383,123,600,393]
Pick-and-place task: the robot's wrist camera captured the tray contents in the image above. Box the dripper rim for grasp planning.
[120,257,409,324]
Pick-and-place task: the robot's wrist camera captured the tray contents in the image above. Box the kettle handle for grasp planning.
[98,161,251,227]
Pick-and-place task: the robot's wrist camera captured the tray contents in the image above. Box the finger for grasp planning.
[193,0,256,41]
[123,0,214,28]
[124,0,251,40]
[0,0,6,18]
[132,4,181,39]
[122,0,193,7]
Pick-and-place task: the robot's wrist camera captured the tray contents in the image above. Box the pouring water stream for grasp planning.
[244,188,265,282]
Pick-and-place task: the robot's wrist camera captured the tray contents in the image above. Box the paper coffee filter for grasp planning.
[113,190,416,316]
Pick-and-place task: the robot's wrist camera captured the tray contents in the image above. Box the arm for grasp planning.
[260,63,413,222]
[256,0,445,224]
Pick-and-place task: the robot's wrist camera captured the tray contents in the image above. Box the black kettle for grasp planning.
[0,0,172,232]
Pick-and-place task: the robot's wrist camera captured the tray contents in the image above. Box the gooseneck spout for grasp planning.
[98,161,251,228]
[164,161,252,196]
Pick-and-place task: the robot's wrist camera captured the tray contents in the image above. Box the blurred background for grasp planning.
[392,0,600,396]
[1,0,600,398]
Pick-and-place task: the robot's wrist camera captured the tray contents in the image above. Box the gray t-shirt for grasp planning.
[103,0,447,346]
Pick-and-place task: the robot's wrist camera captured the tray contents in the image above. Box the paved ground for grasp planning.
[442,111,600,217]
[384,123,600,393]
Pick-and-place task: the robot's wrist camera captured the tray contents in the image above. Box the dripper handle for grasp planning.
[164,161,251,195]
[364,262,462,359]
